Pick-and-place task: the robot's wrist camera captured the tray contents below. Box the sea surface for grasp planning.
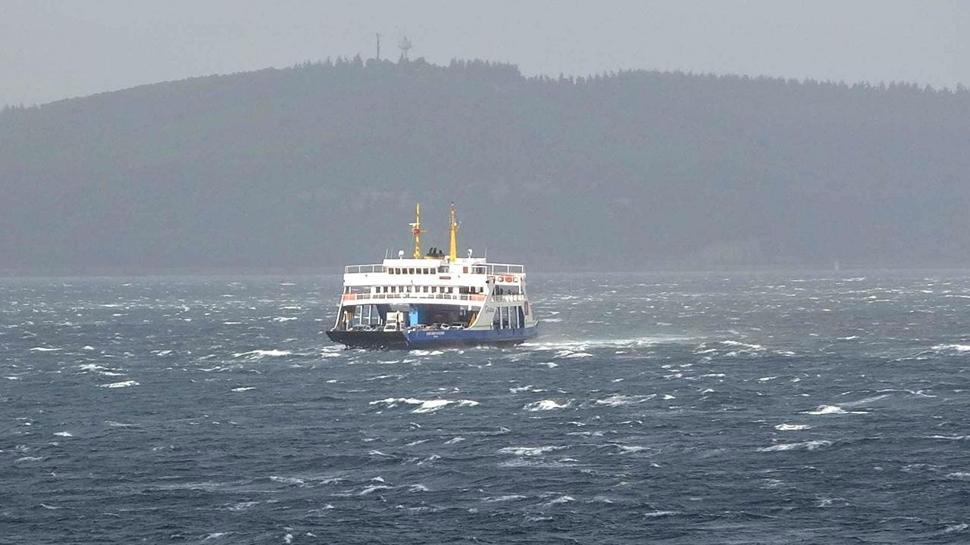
[2,272,969,544]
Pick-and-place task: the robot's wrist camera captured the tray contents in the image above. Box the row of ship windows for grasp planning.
[386,266,488,275]
[345,285,486,295]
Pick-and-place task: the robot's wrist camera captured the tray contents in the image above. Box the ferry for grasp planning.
[326,203,538,349]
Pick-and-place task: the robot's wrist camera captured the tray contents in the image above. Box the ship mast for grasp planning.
[410,203,423,258]
[448,202,459,261]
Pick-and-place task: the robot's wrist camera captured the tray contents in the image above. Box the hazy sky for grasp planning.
[2,0,968,106]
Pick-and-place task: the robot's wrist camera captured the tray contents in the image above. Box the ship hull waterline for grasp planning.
[327,326,539,349]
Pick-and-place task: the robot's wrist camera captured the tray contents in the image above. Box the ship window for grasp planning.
[463,267,469,273]
[438,266,447,273]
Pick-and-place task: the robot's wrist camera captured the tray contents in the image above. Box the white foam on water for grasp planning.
[231,387,255,392]
[643,510,680,518]
[615,445,647,454]
[805,405,858,415]
[927,435,970,440]
[444,437,465,445]
[408,484,429,492]
[15,456,45,462]
[523,335,690,352]
[29,347,61,352]
[272,317,297,322]
[233,349,292,359]
[369,398,479,414]
[269,476,306,486]
[509,384,540,393]
[100,380,139,388]
[284,533,293,544]
[594,394,654,407]
[758,376,778,382]
[53,431,73,437]
[663,394,675,400]
[498,446,564,456]
[758,440,832,452]
[359,485,392,495]
[932,343,970,353]
[203,533,229,541]
[524,399,571,411]
[944,523,969,534]
[483,495,527,503]
[82,345,95,351]
[720,340,765,350]
[105,420,134,428]
[775,424,812,431]
[947,472,970,480]
[544,495,575,505]
[840,394,890,407]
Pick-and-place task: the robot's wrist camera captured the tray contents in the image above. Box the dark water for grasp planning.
[3,272,970,544]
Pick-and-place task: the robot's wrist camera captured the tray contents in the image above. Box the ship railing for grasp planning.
[486,263,525,275]
[490,294,527,302]
[344,264,385,274]
[342,293,487,303]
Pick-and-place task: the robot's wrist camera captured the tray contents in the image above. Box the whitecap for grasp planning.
[523,399,571,411]
[594,394,654,407]
[498,446,564,456]
[444,437,465,445]
[805,405,847,415]
[53,431,73,437]
[29,347,61,352]
[775,423,811,431]
[408,484,429,492]
[100,380,139,388]
[272,317,297,322]
[369,398,479,414]
[233,349,292,359]
[483,495,527,503]
[758,440,831,452]
[359,485,392,495]
[544,495,574,505]
[269,476,306,486]
[231,387,255,392]
[932,344,970,353]
[643,510,680,518]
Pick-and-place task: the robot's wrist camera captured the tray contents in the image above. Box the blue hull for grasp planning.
[404,326,538,348]
[327,326,538,349]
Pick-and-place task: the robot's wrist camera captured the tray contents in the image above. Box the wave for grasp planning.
[232,349,292,359]
[100,380,139,388]
[369,398,479,414]
[498,446,565,456]
[523,400,571,411]
[758,440,831,452]
[775,423,812,431]
[595,394,654,407]
[931,343,970,353]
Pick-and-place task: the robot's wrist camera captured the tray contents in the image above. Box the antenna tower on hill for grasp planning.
[398,36,412,61]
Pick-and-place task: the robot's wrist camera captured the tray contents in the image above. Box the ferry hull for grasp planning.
[327,326,538,350]
[326,330,409,349]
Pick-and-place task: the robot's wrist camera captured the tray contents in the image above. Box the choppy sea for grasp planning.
[2,272,970,544]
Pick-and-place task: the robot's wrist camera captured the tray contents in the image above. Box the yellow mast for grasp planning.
[448,202,459,261]
[410,203,423,258]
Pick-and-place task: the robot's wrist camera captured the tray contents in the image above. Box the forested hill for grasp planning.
[2,57,969,274]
